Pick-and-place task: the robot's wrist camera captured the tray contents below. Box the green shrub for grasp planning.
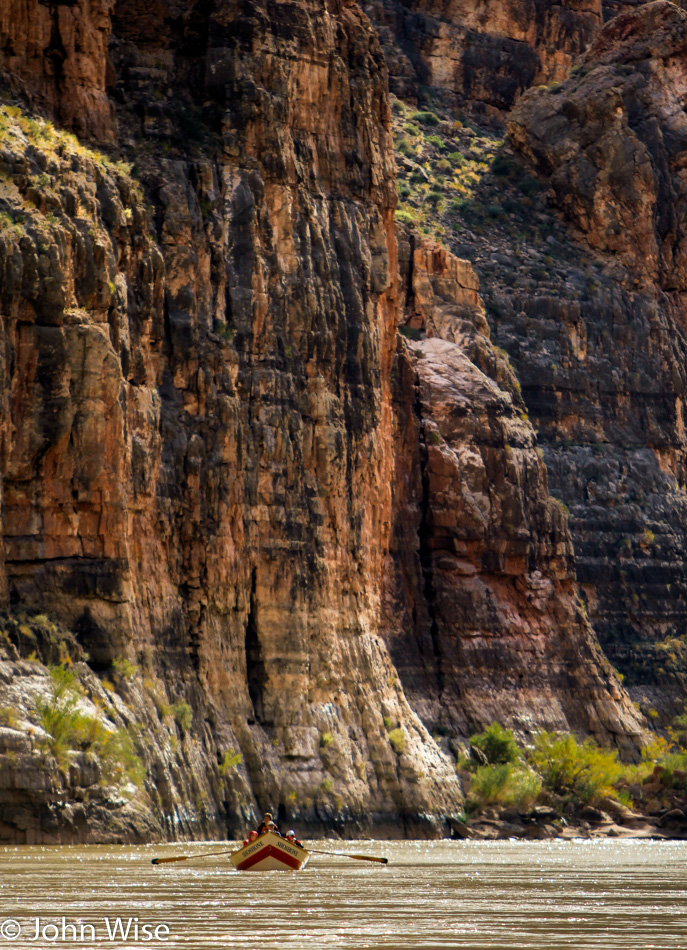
[470,723,521,765]
[469,764,541,809]
[219,748,243,775]
[397,180,411,198]
[448,151,465,166]
[435,158,452,174]
[425,135,445,149]
[411,111,441,127]
[36,667,85,761]
[388,728,407,754]
[397,138,414,155]
[36,666,144,785]
[395,208,418,224]
[0,706,20,728]
[320,731,334,748]
[528,732,622,803]
[655,753,687,790]
[404,122,421,137]
[111,657,138,681]
[171,701,192,732]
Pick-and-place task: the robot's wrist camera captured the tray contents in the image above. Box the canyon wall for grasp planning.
[501,0,687,707]
[365,0,687,113]
[365,0,603,110]
[0,0,647,843]
[383,234,641,758]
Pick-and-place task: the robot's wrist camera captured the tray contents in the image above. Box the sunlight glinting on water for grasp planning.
[0,839,685,949]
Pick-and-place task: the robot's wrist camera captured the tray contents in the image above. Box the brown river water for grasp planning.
[0,839,685,950]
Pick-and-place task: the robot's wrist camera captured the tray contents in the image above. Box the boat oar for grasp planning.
[151,848,236,865]
[307,848,388,865]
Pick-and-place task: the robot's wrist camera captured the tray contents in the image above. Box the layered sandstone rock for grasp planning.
[383,234,644,756]
[494,0,687,704]
[0,0,650,842]
[365,0,603,110]
[0,0,116,142]
[0,0,465,840]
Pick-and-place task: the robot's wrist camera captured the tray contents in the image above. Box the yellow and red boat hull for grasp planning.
[230,832,310,871]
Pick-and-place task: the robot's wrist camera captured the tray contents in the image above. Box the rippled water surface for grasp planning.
[0,839,685,949]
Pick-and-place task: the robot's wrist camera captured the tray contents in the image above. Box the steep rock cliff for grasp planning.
[383,233,643,756]
[0,0,464,840]
[500,0,687,707]
[365,0,603,111]
[365,0,687,116]
[0,0,648,843]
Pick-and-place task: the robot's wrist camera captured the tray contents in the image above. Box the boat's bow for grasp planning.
[230,832,310,871]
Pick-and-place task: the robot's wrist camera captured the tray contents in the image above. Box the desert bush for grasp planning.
[219,748,243,775]
[470,722,521,765]
[388,728,407,755]
[36,666,144,785]
[425,134,445,149]
[395,208,418,225]
[171,701,192,732]
[528,732,622,803]
[411,110,441,127]
[0,706,20,728]
[111,656,138,681]
[469,764,541,810]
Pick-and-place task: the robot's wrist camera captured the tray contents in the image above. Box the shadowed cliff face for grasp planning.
[365,0,687,116]
[382,234,643,758]
[504,1,687,706]
[365,0,603,110]
[0,0,465,840]
[0,0,116,142]
[0,0,648,843]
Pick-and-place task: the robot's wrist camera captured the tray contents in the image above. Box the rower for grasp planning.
[257,811,281,836]
[285,830,303,848]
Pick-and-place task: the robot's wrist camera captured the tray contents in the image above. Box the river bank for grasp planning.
[453,802,687,842]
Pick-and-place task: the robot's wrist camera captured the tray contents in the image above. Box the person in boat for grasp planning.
[242,829,259,847]
[285,830,303,848]
[257,812,281,836]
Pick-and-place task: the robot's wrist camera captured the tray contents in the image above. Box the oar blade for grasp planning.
[152,856,188,865]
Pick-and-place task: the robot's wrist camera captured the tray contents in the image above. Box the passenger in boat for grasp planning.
[242,830,259,847]
[257,812,281,836]
[285,830,303,848]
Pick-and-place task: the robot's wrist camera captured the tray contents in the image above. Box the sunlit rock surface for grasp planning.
[0,0,649,842]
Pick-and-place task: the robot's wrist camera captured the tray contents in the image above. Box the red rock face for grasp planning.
[365,0,603,110]
[0,0,116,142]
[0,0,648,841]
[509,1,687,288]
[384,234,644,756]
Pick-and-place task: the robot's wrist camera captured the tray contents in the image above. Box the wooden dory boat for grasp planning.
[230,831,310,871]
